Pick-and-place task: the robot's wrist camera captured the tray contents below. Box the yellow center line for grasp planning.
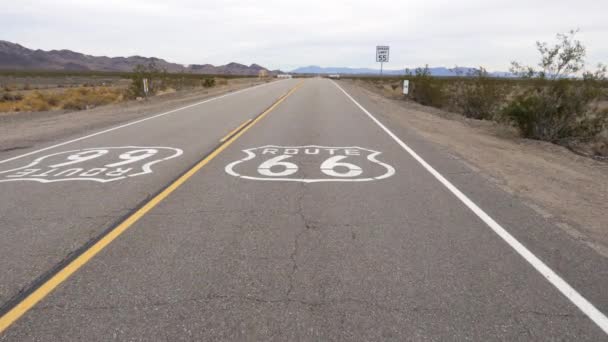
[220,118,253,142]
[0,80,305,334]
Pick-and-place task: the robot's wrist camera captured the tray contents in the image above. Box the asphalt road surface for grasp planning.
[0,78,607,341]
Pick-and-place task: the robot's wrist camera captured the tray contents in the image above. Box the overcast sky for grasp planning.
[2,0,607,72]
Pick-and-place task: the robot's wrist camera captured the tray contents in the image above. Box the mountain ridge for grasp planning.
[0,40,271,75]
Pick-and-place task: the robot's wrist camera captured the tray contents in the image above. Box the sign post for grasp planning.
[142,78,149,98]
[376,46,390,75]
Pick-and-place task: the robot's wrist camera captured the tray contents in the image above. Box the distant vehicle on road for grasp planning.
[327,74,340,79]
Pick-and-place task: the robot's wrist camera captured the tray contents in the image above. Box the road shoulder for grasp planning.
[339,79,608,257]
[0,79,273,153]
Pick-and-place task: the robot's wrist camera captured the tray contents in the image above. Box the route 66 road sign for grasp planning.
[225,145,395,183]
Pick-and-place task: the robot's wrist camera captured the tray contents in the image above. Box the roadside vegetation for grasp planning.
[0,86,124,112]
[128,62,220,98]
[350,30,608,159]
[0,65,249,113]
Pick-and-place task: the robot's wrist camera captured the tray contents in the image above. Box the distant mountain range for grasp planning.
[291,65,512,77]
[0,41,273,75]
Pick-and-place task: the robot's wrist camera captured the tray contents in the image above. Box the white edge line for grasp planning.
[331,80,608,335]
[0,80,284,165]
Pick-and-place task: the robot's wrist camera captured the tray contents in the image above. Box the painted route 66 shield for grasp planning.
[0,146,183,183]
[225,145,395,183]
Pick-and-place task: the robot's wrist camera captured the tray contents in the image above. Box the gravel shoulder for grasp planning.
[0,78,271,152]
[344,79,608,256]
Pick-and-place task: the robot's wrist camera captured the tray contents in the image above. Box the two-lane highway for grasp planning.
[0,78,607,340]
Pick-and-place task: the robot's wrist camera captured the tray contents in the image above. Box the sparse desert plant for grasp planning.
[0,87,124,112]
[0,92,24,102]
[128,62,166,98]
[410,65,445,107]
[19,92,51,111]
[453,67,505,120]
[203,78,216,88]
[62,87,124,110]
[504,30,607,141]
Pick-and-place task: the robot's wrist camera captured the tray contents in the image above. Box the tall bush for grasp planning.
[504,30,607,141]
[454,67,504,120]
[129,61,167,98]
[410,65,445,107]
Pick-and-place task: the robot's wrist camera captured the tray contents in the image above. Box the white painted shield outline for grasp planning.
[225,145,395,183]
[0,146,183,183]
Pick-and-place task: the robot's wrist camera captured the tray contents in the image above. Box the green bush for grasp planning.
[410,65,445,107]
[453,68,505,120]
[506,30,607,141]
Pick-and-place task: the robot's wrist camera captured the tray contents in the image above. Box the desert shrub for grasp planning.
[61,97,88,110]
[453,68,505,120]
[0,86,124,112]
[203,78,215,87]
[503,80,604,140]
[505,30,607,141]
[410,65,446,107]
[19,92,51,111]
[215,78,228,86]
[0,92,23,102]
[41,92,60,107]
[128,62,166,98]
[61,87,123,110]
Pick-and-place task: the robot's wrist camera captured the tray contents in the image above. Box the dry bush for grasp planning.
[0,87,124,112]
[129,62,166,98]
[203,78,216,87]
[452,68,506,120]
[61,87,124,110]
[505,30,607,143]
[409,66,446,107]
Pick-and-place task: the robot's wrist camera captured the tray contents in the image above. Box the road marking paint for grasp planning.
[220,119,253,142]
[331,80,608,335]
[0,146,183,183]
[225,145,395,183]
[0,81,304,334]
[0,80,285,165]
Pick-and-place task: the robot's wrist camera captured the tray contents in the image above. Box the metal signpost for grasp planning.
[376,46,389,75]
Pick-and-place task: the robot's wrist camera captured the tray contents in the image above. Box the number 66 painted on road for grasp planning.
[258,155,362,178]
[225,145,394,183]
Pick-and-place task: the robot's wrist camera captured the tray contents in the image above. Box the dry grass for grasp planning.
[0,87,125,112]
[215,78,228,86]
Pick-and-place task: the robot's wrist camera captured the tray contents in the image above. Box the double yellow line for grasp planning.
[0,80,304,334]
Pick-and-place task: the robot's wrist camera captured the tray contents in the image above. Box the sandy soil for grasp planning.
[346,79,608,257]
[0,78,271,152]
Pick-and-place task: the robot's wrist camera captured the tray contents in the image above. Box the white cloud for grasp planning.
[2,0,606,71]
